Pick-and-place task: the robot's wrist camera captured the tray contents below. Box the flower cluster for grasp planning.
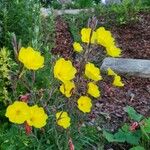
[54,58,77,98]
[5,101,48,128]
[53,26,124,129]
[73,27,121,57]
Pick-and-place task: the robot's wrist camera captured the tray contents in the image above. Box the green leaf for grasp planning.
[124,106,143,122]
[103,131,115,142]
[125,130,141,145]
[129,146,145,150]
[142,118,150,133]
[121,123,129,132]
[113,130,126,142]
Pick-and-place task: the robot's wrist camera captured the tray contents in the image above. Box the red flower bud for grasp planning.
[25,122,32,135]
[69,138,74,150]
[20,94,30,103]
[130,122,139,131]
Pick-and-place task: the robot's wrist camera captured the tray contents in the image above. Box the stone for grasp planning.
[101,57,150,78]
[40,8,94,17]
[101,0,121,4]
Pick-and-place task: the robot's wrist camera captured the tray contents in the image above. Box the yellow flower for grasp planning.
[87,82,100,98]
[106,45,121,57]
[56,111,71,129]
[107,68,117,76]
[81,28,97,44]
[85,62,102,81]
[60,81,75,98]
[77,96,92,113]
[96,27,115,48]
[107,68,124,87]
[18,47,44,70]
[5,101,30,124]
[54,58,77,83]
[73,42,83,53]
[113,75,124,87]
[26,105,48,128]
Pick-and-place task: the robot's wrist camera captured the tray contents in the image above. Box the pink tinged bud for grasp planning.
[20,94,30,102]
[25,122,32,135]
[69,138,74,150]
[130,122,139,131]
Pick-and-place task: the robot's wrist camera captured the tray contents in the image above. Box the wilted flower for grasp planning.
[77,96,92,113]
[56,111,71,129]
[54,58,77,83]
[60,81,75,98]
[81,28,97,44]
[18,47,44,70]
[73,42,83,53]
[27,105,48,128]
[87,82,100,98]
[85,62,102,81]
[5,101,30,124]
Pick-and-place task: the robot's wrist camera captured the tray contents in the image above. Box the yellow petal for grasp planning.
[73,42,83,53]
[113,75,124,87]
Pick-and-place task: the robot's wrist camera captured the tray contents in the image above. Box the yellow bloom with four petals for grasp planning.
[54,58,77,83]
[81,28,97,44]
[87,82,100,98]
[96,27,115,48]
[77,96,92,113]
[26,105,48,128]
[85,62,102,81]
[73,42,83,53]
[60,81,75,98]
[18,47,44,70]
[5,101,30,124]
[56,111,71,129]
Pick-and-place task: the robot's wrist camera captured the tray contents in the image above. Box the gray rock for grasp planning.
[40,8,95,17]
[101,57,150,78]
[101,0,121,4]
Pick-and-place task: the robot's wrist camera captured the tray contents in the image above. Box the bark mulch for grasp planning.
[112,12,150,59]
[52,13,150,131]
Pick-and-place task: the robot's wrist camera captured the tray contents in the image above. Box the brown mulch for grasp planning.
[112,12,150,59]
[90,76,150,131]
